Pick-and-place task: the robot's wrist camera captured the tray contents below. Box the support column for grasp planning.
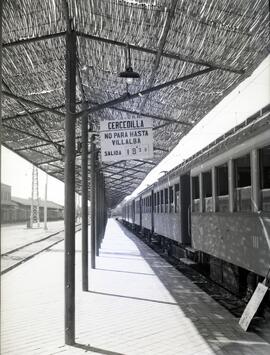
[0,1,2,259]
[81,106,89,291]
[95,162,100,257]
[64,26,76,345]
[228,160,235,213]
[101,173,106,243]
[90,135,96,269]
[44,174,48,230]
[251,149,261,212]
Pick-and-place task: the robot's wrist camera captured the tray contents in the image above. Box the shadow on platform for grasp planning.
[74,343,125,355]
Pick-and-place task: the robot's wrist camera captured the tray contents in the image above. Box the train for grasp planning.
[120,104,270,299]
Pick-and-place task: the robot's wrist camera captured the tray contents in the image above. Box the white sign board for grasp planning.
[239,282,268,331]
[100,118,153,162]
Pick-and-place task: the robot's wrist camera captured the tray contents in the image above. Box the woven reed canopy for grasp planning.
[2,0,269,207]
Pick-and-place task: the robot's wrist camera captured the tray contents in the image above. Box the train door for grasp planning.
[132,200,135,225]
[139,196,142,229]
[151,190,154,234]
[180,173,191,245]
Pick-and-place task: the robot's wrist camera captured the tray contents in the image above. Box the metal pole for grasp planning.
[90,135,96,269]
[0,0,2,261]
[81,106,89,291]
[30,167,34,228]
[100,174,105,245]
[44,173,48,230]
[64,25,76,345]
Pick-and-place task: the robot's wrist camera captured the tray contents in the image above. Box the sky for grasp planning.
[1,55,270,206]
[1,148,67,205]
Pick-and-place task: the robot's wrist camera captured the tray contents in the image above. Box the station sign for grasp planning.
[100,117,153,162]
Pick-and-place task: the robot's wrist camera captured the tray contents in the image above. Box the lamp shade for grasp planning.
[118,66,140,79]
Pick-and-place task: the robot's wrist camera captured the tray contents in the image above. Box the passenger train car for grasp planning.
[121,104,270,297]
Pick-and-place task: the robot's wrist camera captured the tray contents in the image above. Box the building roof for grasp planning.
[1,200,17,207]
[1,183,11,190]
[12,197,64,209]
[2,0,269,207]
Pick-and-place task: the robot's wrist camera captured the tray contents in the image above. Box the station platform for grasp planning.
[1,218,270,355]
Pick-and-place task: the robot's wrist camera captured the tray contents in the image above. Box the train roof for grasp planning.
[126,103,270,199]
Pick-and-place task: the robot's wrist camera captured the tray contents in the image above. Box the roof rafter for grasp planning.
[2,91,65,117]
[3,81,61,154]
[2,32,66,48]
[140,0,178,114]
[77,31,244,75]
[104,162,146,178]
[3,123,63,147]
[81,67,215,119]
[110,106,192,126]
[134,159,156,166]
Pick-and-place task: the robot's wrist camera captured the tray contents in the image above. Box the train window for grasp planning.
[260,146,270,189]
[157,191,160,213]
[217,164,228,196]
[192,176,200,212]
[169,186,174,213]
[175,184,180,213]
[150,195,152,213]
[161,190,164,213]
[144,198,146,213]
[203,171,212,212]
[235,154,251,211]
[154,193,156,213]
[216,164,229,212]
[235,154,251,187]
[192,176,199,199]
[260,146,270,211]
[164,188,168,213]
[202,171,212,197]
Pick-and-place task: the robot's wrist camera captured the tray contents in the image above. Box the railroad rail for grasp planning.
[1,224,81,275]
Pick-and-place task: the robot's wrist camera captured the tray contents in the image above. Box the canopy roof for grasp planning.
[2,0,269,207]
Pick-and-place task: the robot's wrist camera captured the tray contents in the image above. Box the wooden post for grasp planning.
[81,106,89,291]
[90,135,96,269]
[64,25,76,345]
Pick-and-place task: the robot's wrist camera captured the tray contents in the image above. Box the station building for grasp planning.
[1,183,64,224]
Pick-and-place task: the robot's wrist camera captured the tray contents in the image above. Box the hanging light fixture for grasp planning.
[118,44,140,85]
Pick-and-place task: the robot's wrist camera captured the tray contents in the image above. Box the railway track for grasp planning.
[1,224,81,275]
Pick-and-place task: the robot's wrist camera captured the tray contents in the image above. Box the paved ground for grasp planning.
[1,218,270,354]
